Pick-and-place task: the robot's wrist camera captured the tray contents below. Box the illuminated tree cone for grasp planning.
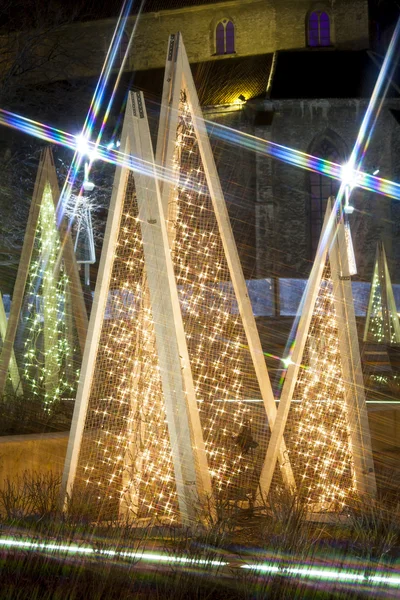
[363,242,400,345]
[0,148,88,408]
[62,92,214,526]
[287,262,354,508]
[156,33,295,503]
[23,185,75,407]
[258,199,376,509]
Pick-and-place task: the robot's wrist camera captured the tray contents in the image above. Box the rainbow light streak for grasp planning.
[209,122,400,200]
[344,18,400,186]
[0,109,204,195]
[56,0,138,227]
[2,107,400,202]
[0,536,398,590]
[0,538,226,567]
[241,563,400,588]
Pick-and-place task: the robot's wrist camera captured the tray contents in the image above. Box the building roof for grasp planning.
[268,49,400,99]
[130,54,273,106]
[129,48,400,108]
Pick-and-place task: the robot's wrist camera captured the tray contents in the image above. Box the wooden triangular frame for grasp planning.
[0,148,88,399]
[0,292,22,396]
[61,92,213,526]
[363,241,400,345]
[156,32,295,494]
[258,197,376,504]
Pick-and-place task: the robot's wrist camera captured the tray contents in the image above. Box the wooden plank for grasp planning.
[330,218,377,498]
[46,153,88,355]
[132,91,212,523]
[257,199,334,501]
[363,246,379,342]
[0,293,22,395]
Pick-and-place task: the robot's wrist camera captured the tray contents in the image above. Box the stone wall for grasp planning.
[11,0,370,83]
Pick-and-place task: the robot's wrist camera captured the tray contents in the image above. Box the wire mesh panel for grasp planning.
[72,171,178,521]
[286,262,355,510]
[17,182,80,411]
[364,243,400,345]
[165,91,273,504]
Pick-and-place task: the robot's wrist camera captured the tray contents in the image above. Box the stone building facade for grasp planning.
[3,0,400,286]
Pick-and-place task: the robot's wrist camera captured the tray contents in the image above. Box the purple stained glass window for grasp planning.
[216,22,225,55]
[308,11,331,47]
[308,12,320,47]
[319,12,331,46]
[225,21,235,54]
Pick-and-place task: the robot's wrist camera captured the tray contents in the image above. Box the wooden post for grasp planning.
[0,294,22,395]
[156,33,295,492]
[131,91,212,522]
[257,200,335,502]
[330,217,377,498]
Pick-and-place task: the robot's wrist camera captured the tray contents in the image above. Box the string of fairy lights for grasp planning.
[23,184,78,411]
[289,264,355,509]
[366,262,397,344]
[169,92,267,499]
[76,172,177,521]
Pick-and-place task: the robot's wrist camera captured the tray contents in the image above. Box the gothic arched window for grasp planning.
[215,20,235,55]
[308,11,331,47]
[309,138,341,257]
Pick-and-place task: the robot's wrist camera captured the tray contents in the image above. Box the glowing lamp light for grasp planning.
[340,162,360,190]
[75,134,98,161]
[234,94,246,105]
[281,356,293,369]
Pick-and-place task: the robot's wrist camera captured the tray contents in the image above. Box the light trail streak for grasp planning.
[0,537,226,567]
[0,536,398,590]
[2,107,400,201]
[241,562,400,588]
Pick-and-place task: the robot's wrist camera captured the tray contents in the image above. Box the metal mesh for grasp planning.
[167,92,270,503]
[17,183,80,412]
[286,263,355,510]
[74,172,178,521]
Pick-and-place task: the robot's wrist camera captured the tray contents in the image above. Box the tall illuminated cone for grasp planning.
[61,91,213,525]
[0,148,88,407]
[258,197,376,509]
[363,242,400,345]
[156,33,295,500]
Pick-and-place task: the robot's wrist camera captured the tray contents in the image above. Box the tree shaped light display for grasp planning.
[0,148,88,409]
[62,35,297,527]
[363,241,400,345]
[258,198,376,509]
[156,33,294,502]
[62,91,213,525]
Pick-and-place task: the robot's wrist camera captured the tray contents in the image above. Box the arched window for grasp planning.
[308,11,331,47]
[215,20,235,55]
[309,137,342,257]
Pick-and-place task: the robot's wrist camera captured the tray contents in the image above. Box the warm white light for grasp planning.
[340,162,359,189]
